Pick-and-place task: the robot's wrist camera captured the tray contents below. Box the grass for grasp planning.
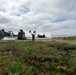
[0,38,76,75]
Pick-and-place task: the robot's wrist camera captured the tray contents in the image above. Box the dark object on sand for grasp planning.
[0,29,5,39]
[37,34,45,38]
[5,31,14,36]
[0,29,14,39]
[18,29,26,40]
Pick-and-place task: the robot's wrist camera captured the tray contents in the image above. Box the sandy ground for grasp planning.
[0,37,52,42]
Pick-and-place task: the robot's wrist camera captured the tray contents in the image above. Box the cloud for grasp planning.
[0,0,76,37]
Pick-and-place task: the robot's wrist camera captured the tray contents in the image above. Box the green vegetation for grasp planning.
[0,38,76,75]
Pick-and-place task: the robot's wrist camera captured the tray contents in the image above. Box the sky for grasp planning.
[0,0,76,37]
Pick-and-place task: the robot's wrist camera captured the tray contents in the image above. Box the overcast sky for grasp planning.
[0,0,76,37]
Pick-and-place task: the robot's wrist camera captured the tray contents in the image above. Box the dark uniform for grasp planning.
[32,34,35,40]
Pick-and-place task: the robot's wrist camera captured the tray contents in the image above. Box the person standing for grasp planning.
[29,30,36,41]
